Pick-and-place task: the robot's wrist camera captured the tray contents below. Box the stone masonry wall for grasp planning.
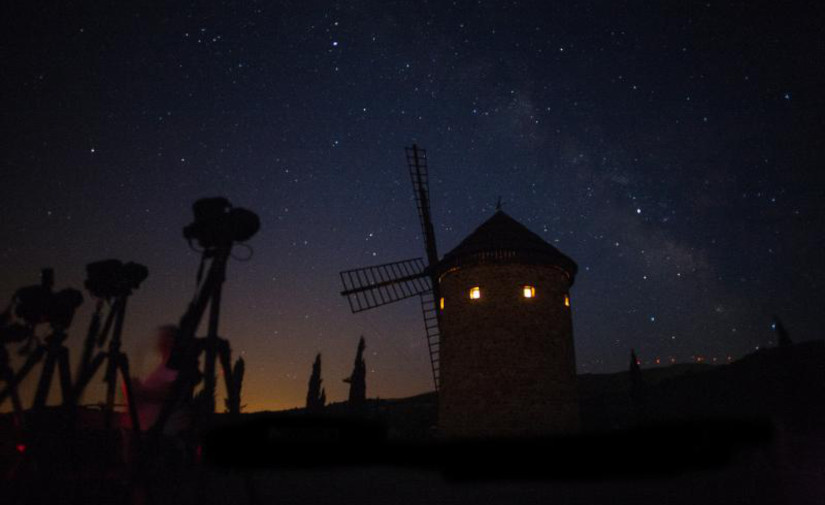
[438,262,579,437]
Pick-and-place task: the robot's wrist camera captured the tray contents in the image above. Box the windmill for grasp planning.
[339,145,442,390]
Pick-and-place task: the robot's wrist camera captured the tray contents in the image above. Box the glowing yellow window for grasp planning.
[564,294,571,307]
[523,285,535,298]
[439,297,445,310]
[469,286,481,300]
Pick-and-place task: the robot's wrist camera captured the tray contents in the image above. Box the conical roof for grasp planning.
[437,211,577,282]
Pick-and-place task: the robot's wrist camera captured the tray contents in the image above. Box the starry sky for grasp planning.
[2,1,823,412]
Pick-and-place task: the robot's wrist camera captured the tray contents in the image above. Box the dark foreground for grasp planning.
[2,341,823,504]
[1,411,822,504]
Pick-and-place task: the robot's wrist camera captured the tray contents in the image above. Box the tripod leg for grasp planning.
[78,301,103,387]
[1,367,25,428]
[117,354,141,434]
[58,347,73,406]
[116,353,144,478]
[33,351,57,410]
[73,352,106,406]
[217,339,237,414]
[104,352,120,430]
[0,346,45,404]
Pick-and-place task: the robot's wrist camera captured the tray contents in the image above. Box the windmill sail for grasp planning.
[406,145,439,266]
[337,146,443,391]
[339,258,431,313]
[406,144,442,390]
[418,290,441,389]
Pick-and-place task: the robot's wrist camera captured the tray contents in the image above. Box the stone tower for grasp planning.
[435,210,579,437]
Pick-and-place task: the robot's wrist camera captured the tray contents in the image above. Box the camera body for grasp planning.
[183,197,260,249]
[11,269,84,330]
[85,260,149,299]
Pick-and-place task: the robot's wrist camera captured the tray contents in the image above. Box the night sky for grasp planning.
[2,1,823,412]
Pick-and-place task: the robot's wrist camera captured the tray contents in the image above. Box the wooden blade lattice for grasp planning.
[340,258,431,313]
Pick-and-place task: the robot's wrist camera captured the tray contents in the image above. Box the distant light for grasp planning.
[564,294,570,307]
[16,444,26,453]
[523,285,535,298]
[469,286,481,300]
[332,41,339,47]
[439,297,445,310]
[636,208,641,214]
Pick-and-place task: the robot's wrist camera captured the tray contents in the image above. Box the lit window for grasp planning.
[439,297,445,310]
[523,285,535,298]
[564,294,570,307]
[469,286,481,300]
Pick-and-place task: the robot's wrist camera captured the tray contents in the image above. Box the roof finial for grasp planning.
[495,196,504,212]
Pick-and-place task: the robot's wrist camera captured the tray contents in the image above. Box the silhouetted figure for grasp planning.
[344,336,367,407]
[225,357,245,413]
[132,325,189,435]
[306,353,325,411]
[772,315,792,347]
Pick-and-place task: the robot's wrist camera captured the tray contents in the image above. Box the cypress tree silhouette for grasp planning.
[225,357,245,413]
[343,336,366,407]
[306,353,325,411]
[629,349,641,384]
[772,315,792,347]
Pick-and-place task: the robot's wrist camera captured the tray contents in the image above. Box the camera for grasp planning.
[85,259,149,299]
[182,197,260,249]
[10,268,84,330]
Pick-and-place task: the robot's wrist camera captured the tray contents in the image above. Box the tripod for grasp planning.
[0,326,74,412]
[73,295,141,431]
[152,245,240,437]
